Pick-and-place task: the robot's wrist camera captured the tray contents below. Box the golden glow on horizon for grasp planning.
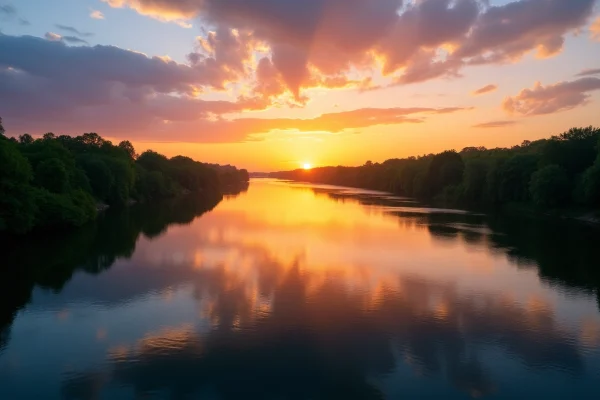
[303,163,312,170]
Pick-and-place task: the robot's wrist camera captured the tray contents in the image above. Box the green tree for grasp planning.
[106,157,134,205]
[33,189,95,229]
[425,151,464,198]
[541,126,600,177]
[35,158,69,193]
[118,140,137,160]
[19,134,34,145]
[80,158,114,201]
[462,159,490,206]
[580,164,600,206]
[0,138,36,233]
[137,150,170,172]
[529,165,570,208]
[0,130,239,235]
[497,154,538,203]
[78,133,106,148]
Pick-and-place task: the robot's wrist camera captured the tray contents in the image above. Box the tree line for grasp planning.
[0,117,249,234]
[271,126,600,213]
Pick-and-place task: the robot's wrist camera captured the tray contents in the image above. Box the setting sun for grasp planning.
[303,163,312,170]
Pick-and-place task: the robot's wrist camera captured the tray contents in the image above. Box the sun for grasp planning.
[302,163,312,170]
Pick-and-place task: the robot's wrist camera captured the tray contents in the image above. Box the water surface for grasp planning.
[1,179,600,399]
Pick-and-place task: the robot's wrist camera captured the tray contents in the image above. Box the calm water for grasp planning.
[1,179,600,399]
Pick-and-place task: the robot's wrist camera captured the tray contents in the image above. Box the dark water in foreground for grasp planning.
[1,179,600,399]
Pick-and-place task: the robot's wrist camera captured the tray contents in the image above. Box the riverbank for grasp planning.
[270,176,600,228]
[1,131,249,235]
[500,203,600,226]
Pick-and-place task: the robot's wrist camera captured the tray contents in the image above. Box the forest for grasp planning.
[271,126,600,214]
[0,117,249,235]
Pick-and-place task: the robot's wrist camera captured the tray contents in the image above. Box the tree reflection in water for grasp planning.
[1,181,599,399]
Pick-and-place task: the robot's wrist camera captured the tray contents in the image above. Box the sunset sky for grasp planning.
[1,0,600,171]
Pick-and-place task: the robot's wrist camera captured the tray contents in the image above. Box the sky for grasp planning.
[1,0,600,171]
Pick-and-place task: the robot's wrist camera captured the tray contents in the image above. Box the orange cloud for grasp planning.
[472,84,498,96]
[503,78,600,116]
[472,121,518,129]
[44,32,62,41]
[140,106,469,143]
[241,107,467,134]
[102,0,196,26]
[6,103,470,144]
[592,17,600,41]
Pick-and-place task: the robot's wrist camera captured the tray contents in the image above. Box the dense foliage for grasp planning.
[0,122,248,234]
[271,126,600,212]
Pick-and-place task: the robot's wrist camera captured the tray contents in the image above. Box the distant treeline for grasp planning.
[271,126,600,212]
[0,118,249,234]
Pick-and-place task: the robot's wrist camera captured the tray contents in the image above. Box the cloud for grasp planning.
[592,17,600,41]
[44,32,89,45]
[0,33,472,143]
[0,34,261,139]
[62,36,90,45]
[130,106,469,143]
[55,24,94,38]
[456,0,595,63]
[0,4,29,25]
[576,68,600,77]
[90,10,105,20]
[101,0,597,97]
[1,31,260,99]
[0,34,468,142]
[0,4,16,17]
[235,107,469,135]
[5,0,597,143]
[503,77,600,116]
[472,84,498,96]
[102,0,195,26]
[44,32,61,41]
[186,27,261,91]
[472,120,518,128]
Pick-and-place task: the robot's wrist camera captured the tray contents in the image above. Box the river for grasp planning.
[1,178,600,399]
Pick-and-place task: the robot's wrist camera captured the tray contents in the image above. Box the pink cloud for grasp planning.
[472,84,498,96]
[576,68,600,77]
[2,0,598,144]
[90,10,105,20]
[503,77,600,115]
[102,0,596,95]
[0,33,471,142]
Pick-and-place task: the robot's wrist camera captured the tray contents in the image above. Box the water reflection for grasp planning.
[310,185,600,312]
[0,192,223,353]
[1,180,599,399]
[62,265,584,399]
